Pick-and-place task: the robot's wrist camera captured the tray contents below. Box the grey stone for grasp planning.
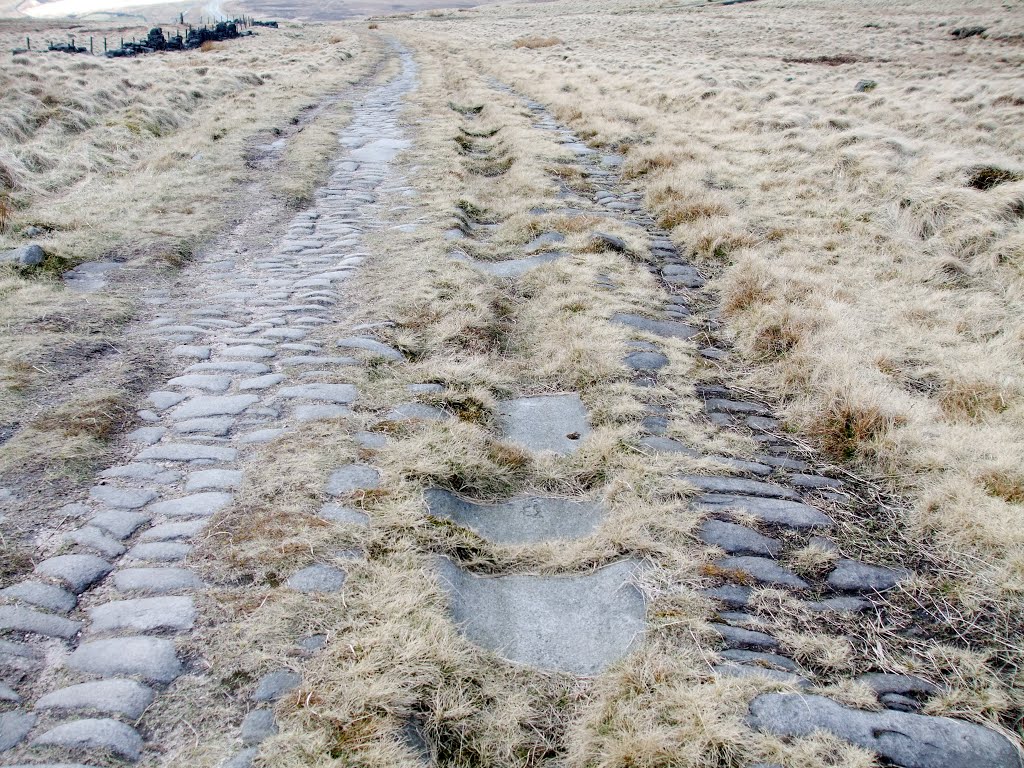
[293,404,353,422]
[297,634,327,652]
[279,383,358,403]
[167,374,232,392]
[710,623,780,651]
[335,337,403,361]
[715,556,809,589]
[222,344,276,359]
[170,394,258,421]
[287,564,346,593]
[662,264,705,288]
[136,443,237,463]
[681,475,800,501]
[881,692,922,712]
[1,581,76,614]
[221,747,259,768]
[186,361,270,375]
[827,559,910,592]
[100,463,180,484]
[252,670,301,702]
[68,636,182,682]
[791,473,843,489]
[35,554,112,593]
[239,428,287,443]
[0,606,81,639]
[425,489,604,544]
[592,231,626,252]
[172,416,235,435]
[701,584,753,607]
[147,492,233,517]
[355,431,387,449]
[436,558,646,675]
[458,251,566,278]
[0,711,36,750]
[113,568,202,593]
[140,519,207,540]
[0,682,18,702]
[241,708,278,745]
[149,391,187,411]
[127,426,165,445]
[384,403,449,422]
[747,693,1021,768]
[703,455,773,476]
[261,327,306,340]
[524,231,565,252]
[89,485,157,509]
[89,596,195,633]
[185,469,243,492]
[714,663,808,687]
[407,383,444,394]
[858,673,939,697]
[326,464,380,496]
[806,596,871,613]
[624,351,669,371]
[697,520,781,557]
[239,373,287,390]
[33,718,142,761]
[639,436,699,456]
[694,494,833,529]
[281,355,359,367]
[612,313,697,340]
[171,345,211,360]
[66,526,125,557]
[36,679,154,719]
[496,394,590,455]
[1,244,45,267]
[721,649,799,672]
[128,542,191,562]
[89,510,149,539]
[320,504,369,525]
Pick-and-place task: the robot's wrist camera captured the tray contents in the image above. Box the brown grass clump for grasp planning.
[808,387,906,461]
[513,36,562,49]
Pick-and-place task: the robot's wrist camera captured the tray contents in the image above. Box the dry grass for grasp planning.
[513,35,561,49]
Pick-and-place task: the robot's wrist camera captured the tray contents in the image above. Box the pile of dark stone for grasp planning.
[47,40,88,54]
[105,21,252,58]
[251,20,278,28]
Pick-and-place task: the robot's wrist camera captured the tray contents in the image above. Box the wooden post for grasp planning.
[89,37,93,54]
[104,37,107,52]
[26,36,30,50]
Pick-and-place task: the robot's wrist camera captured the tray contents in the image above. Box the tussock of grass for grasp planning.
[513,36,562,49]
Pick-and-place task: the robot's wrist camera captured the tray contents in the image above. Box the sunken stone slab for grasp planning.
[827,559,910,592]
[0,606,82,639]
[135,443,237,463]
[747,693,1021,768]
[147,492,232,517]
[454,251,565,278]
[425,489,605,544]
[694,494,833,529]
[89,511,149,539]
[436,558,646,675]
[697,520,781,557]
[68,636,182,682]
[88,596,195,633]
[35,555,112,593]
[89,486,158,510]
[171,394,259,421]
[279,383,358,403]
[715,556,809,589]
[611,313,697,340]
[113,568,201,594]
[336,337,403,361]
[0,711,36,750]
[680,476,800,501]
[252,670,301,702]
[185,469,243,492]
[496,394,590,455]
[287,564,346,593]
[326,465,380,496]
[1,581,77,614]
[36,679,155,719]
[33,718,143,761]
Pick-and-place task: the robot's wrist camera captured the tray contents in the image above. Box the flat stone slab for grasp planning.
[336,337,403,361]
[326,464,380,496]
[35,555,112,593]
[496,394,590,455]
[128,542,191,561]
[135,443,237,463]
[425,489,605,544]
[697,520,781,557]
[33,717,142,761]
[89,510,149,539]
[384,403,450,422]
[113,568,202,594]
[0,606,82,638]
[279,383,358,403]
[748,693,1021,768]
[147,492,232,517]
[1,581,77,614]
[320,504,370,525]
[694,494,833,529]
[612,313,697,340]
[173,416,235,435]
[222,344,276,359]
[141,519,207,540]
[89,596,195,633]
[36,679,155,719]
[287,564,346,593]
[715,556,809,589]
[186,361,270,375]
[0,711,36,751]
[681,475,800,501]
[240,373,287,390]
[171,394,259,421]
[167,374,232,392]
[436,558,646,675]
[89,485,157,509]
[454,251,566,278]
[241,708,278,745]
[721,649,800,673]
[827,559,910,592]
[252,670,301,702]
[185,469,243,492]
[68,636,182,682]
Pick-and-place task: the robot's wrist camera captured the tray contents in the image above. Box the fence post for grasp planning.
[104,37,107,52]
[26,36,30,50]
[89,37,93,54]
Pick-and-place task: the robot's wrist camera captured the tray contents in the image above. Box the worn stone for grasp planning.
[279,383,358,403]
[624,351,669,371]
[611,313,697,340]
[66,526,125,557]
[694,494,833,529]
[89,510,149,539]
[639,436,699,456]
[185,469,243,492]
[36,679,155,719]
[68,636,182,682]
[187,361,271,375]
[171,394,258,421]
[100,464,180,484]
[33,718,143,761]
[149,391,187,411]
[827,559,910,592]
[136,443,237,463]
[458,251,566,277]
[35,554,112,593]
[222,344,276,359]
[0,682,18,702]
[89,485,158,509]
[239,373,287,390]
[747,693,1021,768]
[167,374,232,392]
[697,520,781,557]
[1,244,45,267]
[436,558,646,675]
[287,564,346,593]
[89,596,195,633]
[806,596,871,613]
[141,519,207,540]
[252,670,301,702]
[0,606,81,639]
[241,708,278,745]
[335,337,403,361]
[172,416,235,435]
[857,673,939,697]
[326,464,380,496]
[592,231,626,251]
[320,504,369,525]
[710,623,780,651]
[714,663,808,687]
[681,475,800,501]
[716,556,809,589]
[1,581,76,614]
[171,345,211,360]
[720,649,799,672]
[293,403,352,422]
[425,489,604,544]
[127,426,165,445]
[113,567,202,593]
[701,584,753,607]
[147,492,232,517]
[496,394,590,455]
[239,427,287,443]
[0,711,36,751]
[384,402,449,422]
